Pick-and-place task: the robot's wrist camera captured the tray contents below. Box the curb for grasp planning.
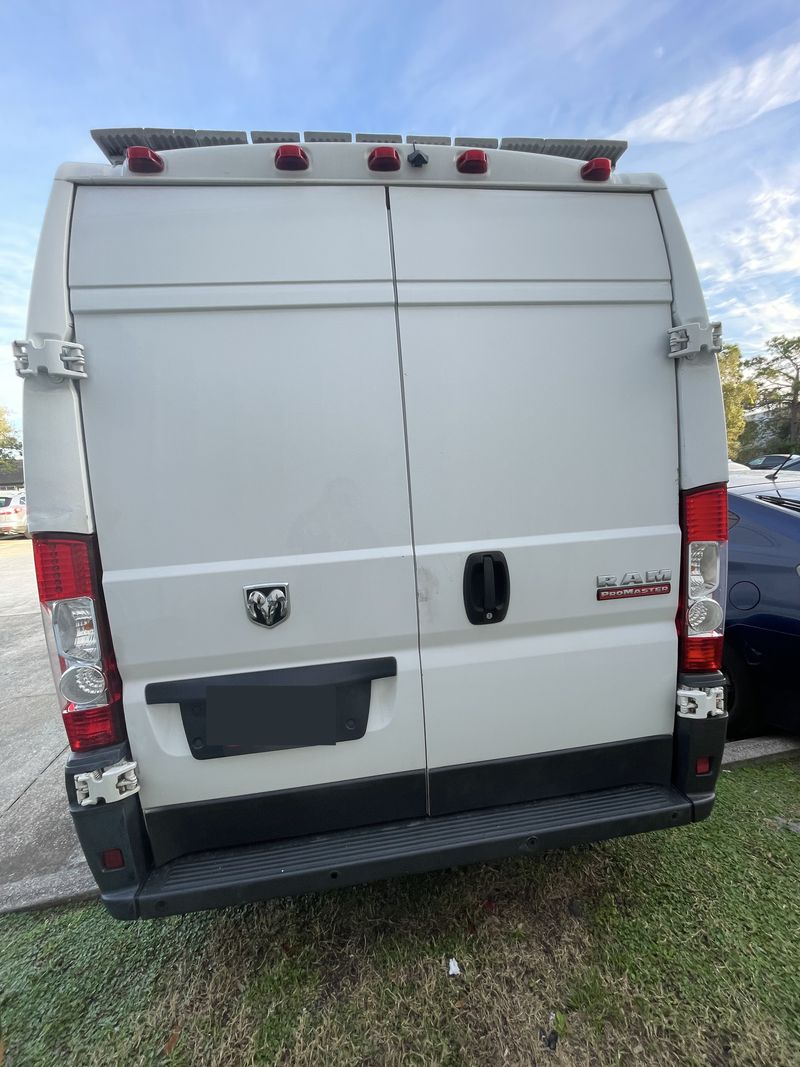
[722,735,800,769]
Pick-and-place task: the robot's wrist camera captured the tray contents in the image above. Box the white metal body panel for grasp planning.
[389,187,680,769]
[22,180,94,533]
[653,190,728,490]
[70,185,425,810]
[391,189,670,282]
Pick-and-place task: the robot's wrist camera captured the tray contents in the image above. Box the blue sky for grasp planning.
[1,0,799,429]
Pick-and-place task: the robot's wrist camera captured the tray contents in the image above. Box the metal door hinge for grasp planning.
[13,339,87,380]
[676,685,725,719]
[667,322,722,360]
[74,759,140,807]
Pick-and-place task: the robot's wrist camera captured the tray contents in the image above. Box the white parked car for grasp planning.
[0,490,27,537]
[18,129,729,919]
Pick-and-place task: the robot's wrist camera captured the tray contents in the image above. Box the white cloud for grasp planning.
[714,294,800,353]
[615,40,800,143]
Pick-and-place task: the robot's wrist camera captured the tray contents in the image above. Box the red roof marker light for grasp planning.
[125,145,165,174]
[457,149,488,174]
[580,157,612,182]
[368,146,401,172]
[275,144,309,171]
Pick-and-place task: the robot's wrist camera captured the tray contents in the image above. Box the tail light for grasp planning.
[32,534,125,751]
[678,485,728,671]
[13,506,23,514]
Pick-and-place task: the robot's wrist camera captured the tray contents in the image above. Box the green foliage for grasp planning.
[0,405,22,473]
[719,344,758,456]
[740,335,800,459]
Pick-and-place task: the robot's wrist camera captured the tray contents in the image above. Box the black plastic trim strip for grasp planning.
[145,657,397,761]
[145,657,397,704]
[144,769,427,866]
[429,735,673,816]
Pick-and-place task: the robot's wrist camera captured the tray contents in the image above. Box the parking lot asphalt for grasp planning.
[1,537,799,916]
[0,539,96,913]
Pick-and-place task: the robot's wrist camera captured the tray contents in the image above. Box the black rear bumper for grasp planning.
[67,714,728,920]
[134,783,692,919]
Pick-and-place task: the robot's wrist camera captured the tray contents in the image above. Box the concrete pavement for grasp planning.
[0,539,96,913]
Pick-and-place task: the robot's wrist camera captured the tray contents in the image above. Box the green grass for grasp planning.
[2,760,799,1067]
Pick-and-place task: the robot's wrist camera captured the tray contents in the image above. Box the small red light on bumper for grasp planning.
[101,848,125,870]
[695,756,712,775]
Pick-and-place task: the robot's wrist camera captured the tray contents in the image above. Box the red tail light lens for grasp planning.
[367,146,401,172]
[457,149,488,174]
[33,537,93,601]
[126,145,165,174]
[32,534,125,752]
[683,486,728,543]
[275,144,309,171]
[580,157,612,181]
[679,485,728,672]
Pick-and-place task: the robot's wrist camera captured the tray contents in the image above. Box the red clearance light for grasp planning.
[457,149,488,174]
[126,145,165,174]
[368,146,401,172]
[275,144,309,171]
[695,756,712,775]
[101,848,126,871]
[580,157,612,182]
[32,536,94,602]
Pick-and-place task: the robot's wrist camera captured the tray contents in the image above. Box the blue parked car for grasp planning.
[725,471,800,737]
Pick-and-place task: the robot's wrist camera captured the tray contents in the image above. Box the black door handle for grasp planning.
[463,551,510,625]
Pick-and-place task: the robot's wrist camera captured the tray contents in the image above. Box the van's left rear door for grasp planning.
[70,184,426,860]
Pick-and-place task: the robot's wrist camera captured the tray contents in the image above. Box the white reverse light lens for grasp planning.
[59,664,107,706]
[52,598,100,663]
[688,542,720,599]
[687,597,724,635]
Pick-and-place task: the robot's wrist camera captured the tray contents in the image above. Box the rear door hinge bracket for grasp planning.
[676,685,725,719]
[74,759,140,807]
[667,322,721,360]
[13,338,87,380]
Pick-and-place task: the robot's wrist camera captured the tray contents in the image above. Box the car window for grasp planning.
[0,495,12,507]
[18,494,25,504]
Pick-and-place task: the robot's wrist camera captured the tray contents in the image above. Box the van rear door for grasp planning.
[388,187,681,813]
[69,185,426,858]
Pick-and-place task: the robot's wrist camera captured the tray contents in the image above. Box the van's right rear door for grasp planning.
[388,187,682,813]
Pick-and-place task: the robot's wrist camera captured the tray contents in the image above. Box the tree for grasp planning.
[0,406,22,473]
[719,344,757,457]
[746,336,800,454]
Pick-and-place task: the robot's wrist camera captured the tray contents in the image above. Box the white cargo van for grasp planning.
[18,130,729,919]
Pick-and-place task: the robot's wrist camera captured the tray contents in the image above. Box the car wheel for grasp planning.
[723,644,758,739]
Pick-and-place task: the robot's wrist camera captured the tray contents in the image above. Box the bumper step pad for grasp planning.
[134,784,691,917]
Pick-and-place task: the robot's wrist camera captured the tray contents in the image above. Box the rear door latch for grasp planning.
[74,759,140,807]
